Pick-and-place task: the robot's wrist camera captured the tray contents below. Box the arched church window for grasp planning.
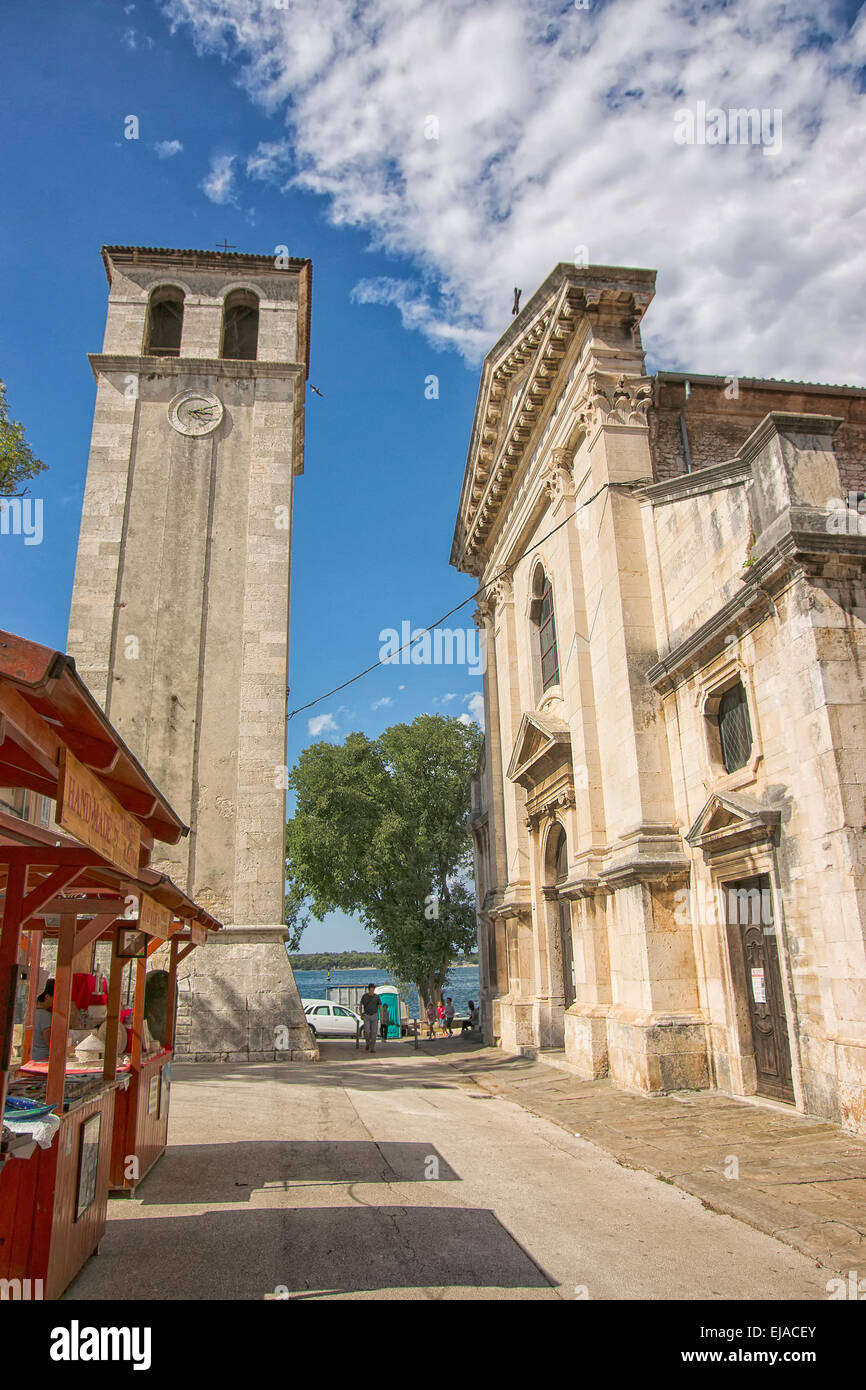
[530,568,560,693]
[221,290,259,360]
[717,681,752,774]
[145,288,184,357]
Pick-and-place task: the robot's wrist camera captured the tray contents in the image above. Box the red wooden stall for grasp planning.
[0,631,221,1297]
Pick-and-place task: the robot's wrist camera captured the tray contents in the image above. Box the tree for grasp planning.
[283,880,311,953]
[285,714,483,1008]
[0,379,46,495]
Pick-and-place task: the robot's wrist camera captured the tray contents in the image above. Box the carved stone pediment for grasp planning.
[451,263,657,577]
[686,791,780,855]
[507,711,572,790]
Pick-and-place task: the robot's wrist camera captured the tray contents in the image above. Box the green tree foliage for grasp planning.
[287,951,387,970]
[286,714,483,1007]
[0,380,46,496]
[283,880,311,952]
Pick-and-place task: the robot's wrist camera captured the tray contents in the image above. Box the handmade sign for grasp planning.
[57,748,141,876]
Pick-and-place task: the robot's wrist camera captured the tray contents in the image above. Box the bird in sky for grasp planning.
[310,385,324,397]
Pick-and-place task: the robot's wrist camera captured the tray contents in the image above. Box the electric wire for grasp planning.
[287,479,640,720]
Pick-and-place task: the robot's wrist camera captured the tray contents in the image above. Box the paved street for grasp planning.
[64,1041,834,1301]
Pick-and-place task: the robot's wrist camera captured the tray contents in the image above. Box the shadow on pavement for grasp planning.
[130,1140,460,1204]
[66,1205,554,1299]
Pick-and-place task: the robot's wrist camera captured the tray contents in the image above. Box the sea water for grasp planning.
[292,966,480,1020]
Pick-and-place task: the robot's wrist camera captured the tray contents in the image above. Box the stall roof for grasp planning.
[0,630,188,845]
[0,811,222,936]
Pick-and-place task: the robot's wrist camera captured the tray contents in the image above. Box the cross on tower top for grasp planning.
[215,240,236,253]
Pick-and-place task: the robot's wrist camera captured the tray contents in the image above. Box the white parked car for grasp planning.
[302,999,362,1038]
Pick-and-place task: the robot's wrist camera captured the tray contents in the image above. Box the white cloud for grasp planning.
[162,0,866,384]
[201,153,238,205]
[371,696,392,709]
[308,712,338,736]
[155,139,184,159]
[464,693,485,728]
[439,693,459,704]
[123,25,154,49]
[246,140,293,183]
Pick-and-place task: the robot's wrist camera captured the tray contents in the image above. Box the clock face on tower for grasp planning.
[167,390,224,437]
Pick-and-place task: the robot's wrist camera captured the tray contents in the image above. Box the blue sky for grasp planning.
[1,0,864,947]
[0,0,484,950]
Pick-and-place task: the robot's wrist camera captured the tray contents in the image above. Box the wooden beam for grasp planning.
[22,927,42,1061]
[0,846,101,868]
[20,865,87,924]
[0,683,60,770]
[73,913,123,957]
[164,937,179,1051]
[0,861,26,1121]
[102,941,125,1081]
[46,912,76,1108]
[20,897,127,916]
[130,956,146,1070]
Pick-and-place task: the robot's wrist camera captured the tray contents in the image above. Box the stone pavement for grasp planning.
[423,1038,866,1277]
[63,1040,839,1300]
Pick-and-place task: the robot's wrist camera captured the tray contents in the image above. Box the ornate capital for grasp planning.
[475,571,513,626]
[525,789,575,833]
[575,371,653,434]
[542,446,575,506]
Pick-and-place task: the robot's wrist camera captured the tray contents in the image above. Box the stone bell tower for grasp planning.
[67,244,316,1061]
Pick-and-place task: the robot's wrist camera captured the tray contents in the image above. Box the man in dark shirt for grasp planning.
[359,984,383,1053]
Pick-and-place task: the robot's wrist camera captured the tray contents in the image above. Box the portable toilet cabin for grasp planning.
[375,984,402,1038]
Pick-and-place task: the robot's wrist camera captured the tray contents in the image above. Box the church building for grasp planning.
[452,262,866,1134]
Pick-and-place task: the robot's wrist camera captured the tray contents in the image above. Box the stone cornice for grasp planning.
[89,353,306,381]
[487,893,533,922]
[650,524,866,694]
[640,454,751,506]
[736,411,843,469]
[647,585,775,694]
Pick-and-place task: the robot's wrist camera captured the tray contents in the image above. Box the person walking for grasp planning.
[444,997,456,1036]
[359,984,383,1053]
[425,1000,437,1038]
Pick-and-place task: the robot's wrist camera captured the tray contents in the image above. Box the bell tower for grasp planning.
[67,245,316,1061]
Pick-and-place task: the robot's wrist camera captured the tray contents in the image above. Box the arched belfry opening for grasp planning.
[145,287,184,357]
[221,289,259,360]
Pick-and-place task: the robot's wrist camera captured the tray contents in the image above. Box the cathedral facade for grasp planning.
[452,263,866,1134]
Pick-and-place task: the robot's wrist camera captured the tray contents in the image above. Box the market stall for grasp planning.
[0,630,221,1297]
